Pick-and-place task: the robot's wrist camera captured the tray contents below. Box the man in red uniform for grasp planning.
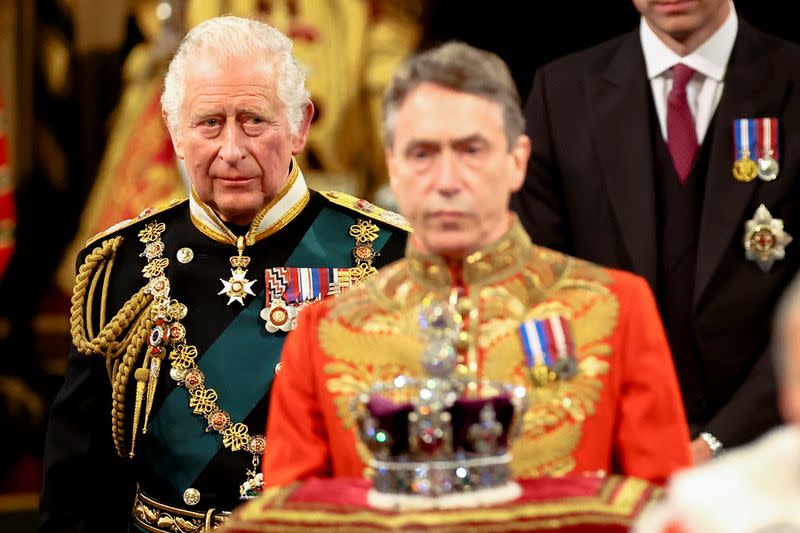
[262,42,691,487]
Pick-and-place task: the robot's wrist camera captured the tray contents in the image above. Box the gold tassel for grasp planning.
[142,355,163,434]
[130,365,150,458]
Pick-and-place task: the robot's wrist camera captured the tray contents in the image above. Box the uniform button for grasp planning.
[177,247,194,264]
[183,487,200,506]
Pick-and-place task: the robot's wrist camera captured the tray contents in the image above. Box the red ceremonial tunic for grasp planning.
[262,221,691,487]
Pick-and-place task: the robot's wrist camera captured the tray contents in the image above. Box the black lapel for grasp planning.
[693,20,790,308]
[586,30,658,288]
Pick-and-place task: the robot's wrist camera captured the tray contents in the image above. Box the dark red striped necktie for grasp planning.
[667,64,698,184]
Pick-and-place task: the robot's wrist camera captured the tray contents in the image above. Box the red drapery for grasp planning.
[0,85,15,280]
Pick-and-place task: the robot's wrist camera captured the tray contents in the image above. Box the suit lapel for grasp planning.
[693,20,789,308]
[586,30,658,288]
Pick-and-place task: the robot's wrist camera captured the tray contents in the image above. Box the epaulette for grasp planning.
[319,190,412,232]
[84,197,188,248]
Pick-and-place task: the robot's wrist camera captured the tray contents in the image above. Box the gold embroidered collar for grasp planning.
[406,218,535,288]
[189,159,310,246]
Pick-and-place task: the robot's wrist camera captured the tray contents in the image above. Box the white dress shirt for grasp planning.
[640,3,738,143]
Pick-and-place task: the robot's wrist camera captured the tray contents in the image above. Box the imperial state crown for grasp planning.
[353,290,529,510]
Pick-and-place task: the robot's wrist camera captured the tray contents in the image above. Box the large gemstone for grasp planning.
[417,425,444,455]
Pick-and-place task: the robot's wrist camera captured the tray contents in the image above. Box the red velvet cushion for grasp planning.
[222,474,661,532]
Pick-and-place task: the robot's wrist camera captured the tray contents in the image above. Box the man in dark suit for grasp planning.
[512,0,800,464]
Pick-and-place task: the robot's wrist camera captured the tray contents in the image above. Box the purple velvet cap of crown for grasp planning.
[365,394,513,455]
[452,396,513,450]
[366,396,413,456]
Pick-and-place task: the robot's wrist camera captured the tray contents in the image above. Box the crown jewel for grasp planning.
[355,289,528,508]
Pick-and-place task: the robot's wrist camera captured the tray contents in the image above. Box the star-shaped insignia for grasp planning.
[744,204,793,272]
[259,301,298,333]
[219,268,257,305]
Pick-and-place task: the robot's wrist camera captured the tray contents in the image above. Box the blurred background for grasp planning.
[0,0,794,529]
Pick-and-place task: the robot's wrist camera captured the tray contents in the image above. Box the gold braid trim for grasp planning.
[68,234,157,457]
[111,310,153,457]
[70,236,123,354]
[70,236,154,358]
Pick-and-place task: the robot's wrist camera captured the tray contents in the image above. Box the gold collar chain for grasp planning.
[218,234,257,306]
[135,220,266,500]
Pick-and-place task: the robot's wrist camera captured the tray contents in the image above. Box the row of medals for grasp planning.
[733,149,778,182]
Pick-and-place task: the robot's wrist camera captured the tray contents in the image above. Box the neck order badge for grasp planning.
[219,235,258,305]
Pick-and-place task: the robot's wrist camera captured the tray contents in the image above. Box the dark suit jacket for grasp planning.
[512,19,800,448]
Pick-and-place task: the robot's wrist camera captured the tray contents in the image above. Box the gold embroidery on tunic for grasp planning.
[318,221,620,477]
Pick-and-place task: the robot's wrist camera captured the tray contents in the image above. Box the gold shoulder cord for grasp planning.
[69,223,173,458]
